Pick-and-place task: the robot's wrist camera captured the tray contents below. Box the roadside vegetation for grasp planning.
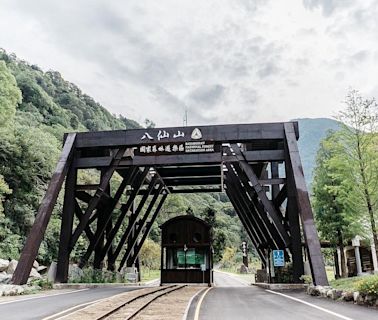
[330,274,378,297]
[313,89,378,279]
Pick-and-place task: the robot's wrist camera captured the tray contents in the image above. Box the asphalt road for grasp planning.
[0,286,144,320]
[191,271,378,320]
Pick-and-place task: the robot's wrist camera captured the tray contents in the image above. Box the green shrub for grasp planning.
[356,274,378,297]
[29,278,53,290]
[300,274,313,284]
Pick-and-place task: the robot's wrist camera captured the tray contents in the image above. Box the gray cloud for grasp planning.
[188,85,225,106]
[0,0,377,126]
[302,0,354,16]
[257,62,280,79]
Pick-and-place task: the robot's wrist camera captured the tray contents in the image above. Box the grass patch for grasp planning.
[330,275,376,292]
[140,268,160,282]
[325,266,335,281]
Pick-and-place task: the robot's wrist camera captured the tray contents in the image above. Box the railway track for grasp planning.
[93,285,186,320]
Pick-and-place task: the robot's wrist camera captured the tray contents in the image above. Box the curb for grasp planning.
[253,283,306,290]
[52,281,155,289]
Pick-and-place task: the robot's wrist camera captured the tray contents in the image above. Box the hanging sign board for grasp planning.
[135,127,219,156]
[273,250,285,267]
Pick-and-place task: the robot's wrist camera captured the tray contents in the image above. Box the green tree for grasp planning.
[312,131,361,277]
[139,239,161,270]
[336,89,378,256]
[0,60,22,126]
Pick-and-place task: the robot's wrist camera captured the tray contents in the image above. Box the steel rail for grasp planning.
[95,285,186,320]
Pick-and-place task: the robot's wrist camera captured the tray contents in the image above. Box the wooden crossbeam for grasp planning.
[225,170,276,250]
[69,147,126,250]
[225,186,266,264]
[74,150,286,169]
[112,176,160,262]
[74,200,95,242]
[273,184,287,208]
[128,192,168,266]
[230,163,287,250]
[156,166,221,178]
[162,177,221,186]
[226,181,268,246]
[77,167,139,268]
[258,178,286,185]
[118,184,164,270]
[97,167,150,264]
[74,122,296,148]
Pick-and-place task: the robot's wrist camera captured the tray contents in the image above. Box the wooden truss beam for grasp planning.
[230,163,288,250]
[230,144,290,247]
[225,186,266,264]
[74,150,286,169]
[112,176,160,262]
[119,184,164,270]
[225,165,276,249]
[284,122,328,286]
[96,167,150,264]
[127,193,168,267]
[69,147,126,250]
[13,133,77,285]
[78,167,142,268]
[74,122,298,148]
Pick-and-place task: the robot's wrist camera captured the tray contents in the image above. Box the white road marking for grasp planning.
[182,287,207,320]
[0,288,89,305]
[42,295,109,320]
[193,287,212,320]
[43,287,145,320]
[266,290,355,320]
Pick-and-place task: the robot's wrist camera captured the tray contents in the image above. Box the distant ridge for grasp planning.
[294,118,341,191]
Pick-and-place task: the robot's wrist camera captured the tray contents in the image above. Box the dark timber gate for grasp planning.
[12,122,328,286]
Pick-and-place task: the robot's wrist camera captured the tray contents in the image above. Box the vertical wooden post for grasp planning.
[93,171,110,270]
[284,122,328,286]
[106,219,115,271]
[271,162,280,199]
[285,177,304,283]
[56,165,77,283]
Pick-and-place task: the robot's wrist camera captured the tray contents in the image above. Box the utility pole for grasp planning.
[183,108,188,126]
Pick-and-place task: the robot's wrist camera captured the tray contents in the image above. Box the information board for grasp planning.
[273,250,285,267]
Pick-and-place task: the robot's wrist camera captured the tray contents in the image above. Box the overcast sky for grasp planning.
[0,0,377,127]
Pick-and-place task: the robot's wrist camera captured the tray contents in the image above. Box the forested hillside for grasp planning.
[0,50,141,263]
[0,49,342,268]
[0,50,240,266]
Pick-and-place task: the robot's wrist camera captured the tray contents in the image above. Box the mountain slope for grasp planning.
[296,118,341,191]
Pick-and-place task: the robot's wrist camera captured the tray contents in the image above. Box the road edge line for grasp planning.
[265,289,354,320]
[193,287,212,320]
[42,286,150,320]
[0,288,89,306]
[182,287,207,320]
